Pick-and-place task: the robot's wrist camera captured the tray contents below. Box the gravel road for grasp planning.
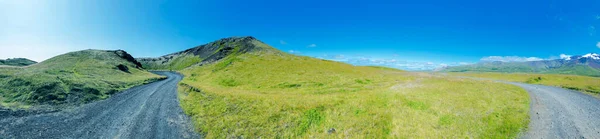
[0,71,200,139]
[506,82,600,139]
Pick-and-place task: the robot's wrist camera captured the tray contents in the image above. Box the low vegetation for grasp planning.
[449,72,600,96]
[0,50,162,109]
[176,42,530,138]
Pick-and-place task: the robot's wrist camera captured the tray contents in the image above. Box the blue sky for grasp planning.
[1,0,599,70]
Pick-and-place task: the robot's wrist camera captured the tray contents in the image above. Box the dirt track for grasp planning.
[506,82,600,138]
[0,71,200,139]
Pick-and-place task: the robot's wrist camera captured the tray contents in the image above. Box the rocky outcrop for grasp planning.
[111,50,143,69]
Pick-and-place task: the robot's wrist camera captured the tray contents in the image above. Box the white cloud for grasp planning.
[288,50,300,54]
[597,42,600,49]
[307,44,317,47]
[459,62,472,65]
[280,40,287,45]
[560,54,572,60]
[480,56,544,62]
[325,55,348,62]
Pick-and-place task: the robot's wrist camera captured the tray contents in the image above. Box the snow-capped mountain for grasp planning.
[559,53,600,69]
[443,53,600,76]
[580,53,600,60]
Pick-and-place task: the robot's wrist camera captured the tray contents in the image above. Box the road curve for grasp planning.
[506,82,600,139]
[0,71,200,139]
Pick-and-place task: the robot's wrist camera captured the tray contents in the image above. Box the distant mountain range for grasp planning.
[0,58,37,67]
[442,53,600,77]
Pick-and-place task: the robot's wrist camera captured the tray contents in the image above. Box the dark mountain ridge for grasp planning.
[137,36,274,70]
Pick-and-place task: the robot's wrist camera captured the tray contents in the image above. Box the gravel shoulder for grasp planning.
[0,71,200,139]
[506,82,600,139]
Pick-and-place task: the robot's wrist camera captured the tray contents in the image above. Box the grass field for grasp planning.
[177,49,530,138]
[449,72,600,96]
[0,50,162,109]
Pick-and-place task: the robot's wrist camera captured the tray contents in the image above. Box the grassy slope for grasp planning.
[449,72,600,96]
[0,50,162,108]
[177,45,529,138]
[445,63,600,77]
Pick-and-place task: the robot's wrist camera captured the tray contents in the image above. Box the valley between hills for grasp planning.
[1,36,600,138]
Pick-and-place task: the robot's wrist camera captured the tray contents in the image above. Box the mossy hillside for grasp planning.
[0,50,162,108]
[177,47,529,138]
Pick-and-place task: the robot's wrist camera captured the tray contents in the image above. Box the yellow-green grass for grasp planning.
[177,50,530,138]
[449,72,600,96]
[0,50,163,108]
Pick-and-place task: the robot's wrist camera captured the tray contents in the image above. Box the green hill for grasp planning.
[0,50,162,109]
[0,58,37,67]
[174,37,529,138]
